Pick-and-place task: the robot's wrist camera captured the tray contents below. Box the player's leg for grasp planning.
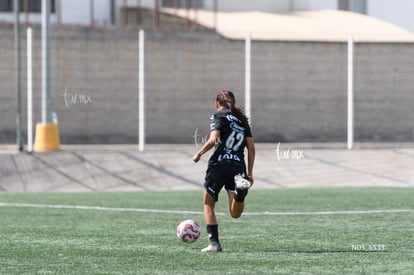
[227,191,244,218]
[202,168,223,252]
[202,191,222,252]
[203,190,217,225]
[225,170,250,219]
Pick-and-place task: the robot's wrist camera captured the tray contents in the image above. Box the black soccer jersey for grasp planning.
[208,108,252,167]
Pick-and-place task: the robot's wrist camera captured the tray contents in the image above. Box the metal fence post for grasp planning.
[245,32,251,122]
[347,35,354,150]
[14,0,23,151]
[138,30,145,152]
[27,27,33,153]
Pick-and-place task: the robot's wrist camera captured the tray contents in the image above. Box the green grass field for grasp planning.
[1,188,413,274]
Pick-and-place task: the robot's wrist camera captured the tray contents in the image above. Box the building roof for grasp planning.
[161,9,414,42]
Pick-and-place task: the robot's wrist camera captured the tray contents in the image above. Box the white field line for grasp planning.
[0,202,413,216]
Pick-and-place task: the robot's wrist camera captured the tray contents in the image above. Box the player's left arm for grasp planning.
[192,130,220,163]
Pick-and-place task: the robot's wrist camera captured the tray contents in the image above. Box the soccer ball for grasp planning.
[176,219,201,243]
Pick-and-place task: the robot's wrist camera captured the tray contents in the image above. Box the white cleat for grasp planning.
[201,242,222,252]
[234,174,251,190]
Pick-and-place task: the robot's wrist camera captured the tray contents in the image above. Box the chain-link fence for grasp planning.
[1,23,414,145]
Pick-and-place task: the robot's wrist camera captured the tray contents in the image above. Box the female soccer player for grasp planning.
[192,90,255,252]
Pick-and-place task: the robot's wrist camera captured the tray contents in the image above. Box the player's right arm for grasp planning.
[192,130,220,163]
[245,137,255,185]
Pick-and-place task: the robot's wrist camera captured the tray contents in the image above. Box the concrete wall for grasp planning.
[0,24,413,144]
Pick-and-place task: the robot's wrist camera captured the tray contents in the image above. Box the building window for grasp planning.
[0,0,56,13]
[162,0,203,9]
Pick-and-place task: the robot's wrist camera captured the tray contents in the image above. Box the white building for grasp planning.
[0,0,413,33]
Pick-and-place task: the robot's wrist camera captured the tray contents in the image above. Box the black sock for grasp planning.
[235,189,248,203]
[206,224,219,244]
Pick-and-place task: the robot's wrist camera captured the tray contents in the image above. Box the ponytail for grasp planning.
[216,90,249,127]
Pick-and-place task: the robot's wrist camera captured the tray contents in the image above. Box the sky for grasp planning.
[368,0,414,33]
